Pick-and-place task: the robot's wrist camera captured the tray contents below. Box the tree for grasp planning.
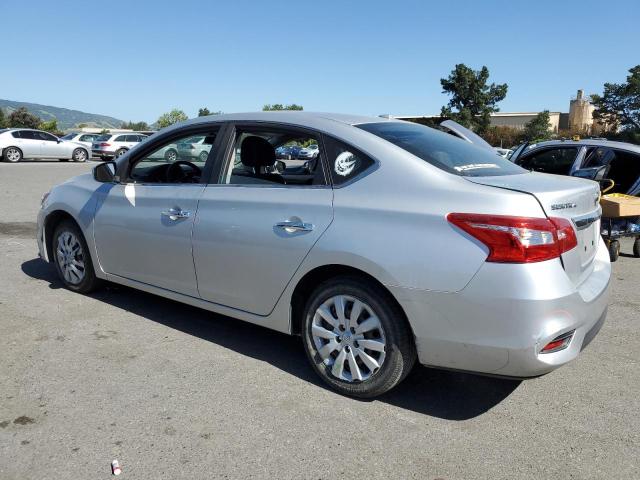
[198,107,210,116]
[592,65,640,131]
[481,126,525,148]
[156,109,188,129]
[262,104,303,111]
[38,119,63,136]
[440,64,508,134]
[522,110,552,141]
[121,120,149,131]
[8,107,41,129]
[0,108,7,128]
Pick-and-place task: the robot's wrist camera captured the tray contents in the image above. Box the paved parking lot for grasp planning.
[1,161,639,479]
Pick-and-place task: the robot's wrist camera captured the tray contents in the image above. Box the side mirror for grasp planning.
[93,161,117,183]
[57,139,63,143]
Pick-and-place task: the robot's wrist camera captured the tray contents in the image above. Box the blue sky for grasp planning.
[1,0,638,122]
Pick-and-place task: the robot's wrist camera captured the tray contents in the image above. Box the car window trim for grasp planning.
[117,123,227,185]
[209,121,331,189]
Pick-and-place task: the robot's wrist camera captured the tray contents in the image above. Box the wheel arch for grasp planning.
[289,264,412,337]
[3,145,23,160]
[43,210,81,262]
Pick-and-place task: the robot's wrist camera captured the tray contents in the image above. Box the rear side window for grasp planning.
[357,122,525,177]
[114,135,128,142]
[519,147,579,175]
[323,136,375,185]
[12,131,21,138]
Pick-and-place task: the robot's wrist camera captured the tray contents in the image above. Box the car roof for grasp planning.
[182,111,400,129]
[526,138,640,154]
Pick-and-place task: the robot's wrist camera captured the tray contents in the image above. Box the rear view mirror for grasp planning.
[93,161,117,182]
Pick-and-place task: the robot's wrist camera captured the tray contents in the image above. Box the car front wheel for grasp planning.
[72,148,88,162]
[52,220,101,293]
[302,276,416,398]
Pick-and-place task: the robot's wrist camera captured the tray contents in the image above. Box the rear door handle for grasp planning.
[275,220,314,232]
[162,208,191,220]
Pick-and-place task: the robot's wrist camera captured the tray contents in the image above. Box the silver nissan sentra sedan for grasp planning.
[37,112,610,398]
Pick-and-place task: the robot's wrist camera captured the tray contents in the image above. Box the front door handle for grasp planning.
[162,208,191,221]
[275,220,314,233]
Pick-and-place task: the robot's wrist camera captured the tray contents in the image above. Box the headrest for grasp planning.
[241,136,276,168]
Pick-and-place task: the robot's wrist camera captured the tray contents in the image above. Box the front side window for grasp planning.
[37,131,58,142]
[357,121,525,177]
[519,147,579,175]
[128,129,218,184]
[221,128,325,186]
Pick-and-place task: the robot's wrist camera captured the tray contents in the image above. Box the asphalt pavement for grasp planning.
[0,160,638,479]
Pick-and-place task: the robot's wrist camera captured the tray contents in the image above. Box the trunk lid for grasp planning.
[467,172,602,286]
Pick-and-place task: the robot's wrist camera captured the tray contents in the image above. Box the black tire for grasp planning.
[72,148,88,163]
[3,146,22,163]
[164,149,178,162]
[302,276,416,398]
[115,148,128,158]
[52,220,102,293]
[608,239,620,262]
[633,238,640,258]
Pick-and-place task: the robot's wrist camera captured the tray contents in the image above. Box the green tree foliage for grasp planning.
[38,119,63,136]
[156,109,188,129]
[522,110,552,141]
[592,65,640,131]
[121,120,150,131]
[0,108,7,128]
[262,104,304,111]
[8,107,41,129]
[481,126,525,148]
[198,107,221,116]
[440,64,508,134]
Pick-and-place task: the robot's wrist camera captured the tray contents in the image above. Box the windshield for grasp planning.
[61,133,76,140]
[357,122,526,177]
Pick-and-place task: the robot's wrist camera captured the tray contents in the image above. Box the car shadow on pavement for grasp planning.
[21,258,521,420]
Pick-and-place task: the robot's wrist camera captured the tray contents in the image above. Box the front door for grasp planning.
[93,127,220,296]
[38,131,69,157]
[192,125,334,316]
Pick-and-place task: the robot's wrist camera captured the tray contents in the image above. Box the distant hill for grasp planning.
[0,99,124,130]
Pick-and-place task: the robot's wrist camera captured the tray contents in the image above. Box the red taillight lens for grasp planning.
[540,330,574,353]
[447,213,577,263]
[99,142,111,147]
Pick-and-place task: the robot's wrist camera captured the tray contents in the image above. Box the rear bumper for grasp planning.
[392,236,611,378]
[92,150,114,158]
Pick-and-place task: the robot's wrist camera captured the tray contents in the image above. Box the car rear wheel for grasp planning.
[199,150,208,162]
[302,276,416,398]
[72,148,87,162]
[52,220,101,293]
[115,148,127,158]
[633,238,640,258]
[3,147,22,163]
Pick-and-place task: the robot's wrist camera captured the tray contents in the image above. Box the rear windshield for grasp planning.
[61,133,76,140]
[357,122,526,177]
[96,134,112,141]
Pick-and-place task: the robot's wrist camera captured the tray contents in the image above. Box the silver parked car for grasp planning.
[37,112,610,397]
[91,133,147,160]
[60,132,101,153]
[0,128,90,162]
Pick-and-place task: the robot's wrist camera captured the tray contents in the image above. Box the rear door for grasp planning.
[15,131,42,157]
[191,123,334,315]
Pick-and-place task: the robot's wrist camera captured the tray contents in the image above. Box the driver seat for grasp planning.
[236,136,285,184]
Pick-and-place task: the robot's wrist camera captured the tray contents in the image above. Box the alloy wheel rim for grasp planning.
[311,295,386,382]
[73,149,86,161]
[56,231,85,284]
[167,151,177,162]
[6,148,20,161]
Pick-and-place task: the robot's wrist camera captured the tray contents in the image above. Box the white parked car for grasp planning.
[92,133,147,161]
[0,128,90,162]
[298,143,320,159]
[60,132,101,152]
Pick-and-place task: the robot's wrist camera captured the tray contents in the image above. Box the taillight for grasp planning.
[540,330,574,353]
[99,142,111,147]
[447,213,577,263]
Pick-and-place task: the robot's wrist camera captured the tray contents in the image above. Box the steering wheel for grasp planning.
[165,160,202,183]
